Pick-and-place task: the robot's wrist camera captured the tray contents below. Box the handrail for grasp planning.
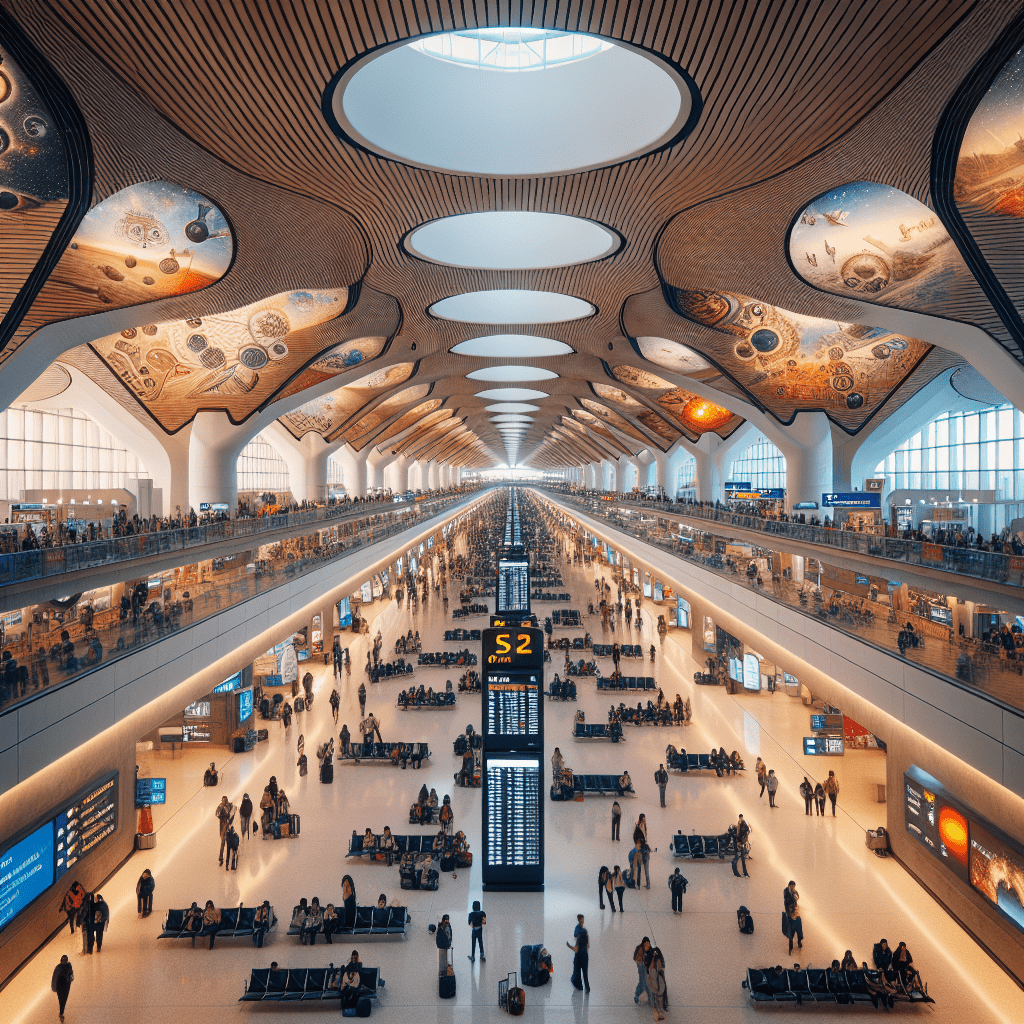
[0,491,480,589]
[548,489,1024,590]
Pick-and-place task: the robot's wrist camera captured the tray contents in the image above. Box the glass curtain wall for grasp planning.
[236,434,290,495]
[729,436,787,491]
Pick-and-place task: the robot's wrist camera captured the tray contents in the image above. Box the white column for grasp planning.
[585,462,598,489]
[777,412,833,511]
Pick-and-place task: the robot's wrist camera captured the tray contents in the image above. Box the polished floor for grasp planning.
[3,533,1023,1023]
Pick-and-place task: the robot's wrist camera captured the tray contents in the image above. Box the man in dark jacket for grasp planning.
[90,894,110,952]
[654,764,669,807]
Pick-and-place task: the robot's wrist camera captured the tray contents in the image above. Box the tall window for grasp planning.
[326,452,346,490]
[677,455,696,494]
[729,436,787,491]
[0,406,146,500]
[237,434,290,494]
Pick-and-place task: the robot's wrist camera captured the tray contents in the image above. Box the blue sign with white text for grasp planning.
[821,492,880,508]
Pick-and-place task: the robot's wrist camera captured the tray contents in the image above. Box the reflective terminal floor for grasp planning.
[2,537,1022,1023]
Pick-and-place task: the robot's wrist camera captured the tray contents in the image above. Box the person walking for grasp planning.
[766,769,779,807]
[732,832,750,877]
[611,800,622,841]
[239,793,253,838]
[604,867,617,911]
[215,796,233,864]
[756,758,768,798]
[612,864,626,911]
[330,688,340,723]
[785,905,803,953]
[59,882,85,934]
[647,947,668,1022]
[357,682,367,717]
[783,880,799,915]
[567,923,590,991]
[136,869,155,917]
[340,723,351,758]
[814,781,826,816]
[76,893,94,953]
[91,894,109,952]
[655,764,669,808]
[598,866,610,910]
[668,868,687,912]
[467,900,486,962]
[633,937,652,1003]
[225,825,240,870]
[51,954,73,1022]
[332,638,342,678]
[800,777,814,815]
[823,770,840,816]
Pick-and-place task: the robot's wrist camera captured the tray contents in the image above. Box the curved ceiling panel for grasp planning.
[429,289,594,324]
[331,32,693,176]
[485,403,541,414]
[90,288,347,431]
[406,212,619,269]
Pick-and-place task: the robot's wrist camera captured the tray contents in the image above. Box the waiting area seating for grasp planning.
[596,675,657,690]
[550,770,634,800]
[532,591,571,601]
[417,650,476,666]
[367,660,413,682]
[398,860,440,891]
[339,742,429,767]
[546,678,578,701]
[665,749,745,774]
[547,635,590,650]
[158,904,276,941]
[573,721,625,742]
[396,689,457,709]
[240,965,383,1011]
[286,905,409,939]
[550,609,582,628]
[743,966,933,1005]
[347,831,454,859]
[670,831,738,860]
[593,643,643,658]
[443,628,481,642]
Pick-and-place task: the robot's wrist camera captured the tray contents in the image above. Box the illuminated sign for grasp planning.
[821,492,881,508]
[136,777,166,806]
[238,689,254,722]
[803,736,845,755]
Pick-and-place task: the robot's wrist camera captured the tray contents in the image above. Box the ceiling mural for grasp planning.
[666,288,932,431]
[90,287,347,431]
[384,408,453,454]
[790,181,972,310]
[611,364,743,439]
[277,335,387,400]
[374,400,444,448]
[0,42,69,321]
[278,362,416,441]
[579,396,668,450]
[342,382,430,448]
[591,381,681,446]
[568,410,640,456]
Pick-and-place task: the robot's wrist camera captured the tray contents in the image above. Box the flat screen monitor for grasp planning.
[135,777,167,806]
[482,753,543,890]
[803,736,845,755]
[238,689,254,722]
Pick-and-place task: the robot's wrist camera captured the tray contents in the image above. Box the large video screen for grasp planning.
[0,772,119,935]
[969,821,1024,933]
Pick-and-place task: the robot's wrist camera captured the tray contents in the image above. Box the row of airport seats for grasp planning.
[671,832,738,860]
[547,679,578,701]
[550,773,634,800]
[158,905,277,941]
[417,651,477,666]
[443,629,481,642]
[532,591,571,601]
[593,644,643,658]
[597,676,657,690]
[547,636,590,650]
[286,906,408,938]
[240,965,383,1014]
[743,966,932,1005]
[347,831,455,858]
[573,721,624,741]
[551,609,582,627]
[397,691,457,708]
[667,752,745,773]
[339,742,429,766]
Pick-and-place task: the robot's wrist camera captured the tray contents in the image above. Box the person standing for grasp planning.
[647,947,668,1022]
[668,868,687,913]
[766,769,779,808]
[604,868,616,911]
[332,637,342,678]
[655,764,668,808]
[436,913,453,974]
[611,800,622,841]
[239,793,253,838]
[567,924,590,991]
[823,770,840,816]
[633,937,652,1003]
[756,758,768,798]
[612,865,626,911]
[800,777,813,815]
[340,723,351,758]
[467,900,486,962]
[785,905,803,953]
[732,833,750,878]
[598,866,609,910]
[783,881,799,915]
[225,825,240,870]
[358,682,366,716]
[91,894,109,952]
[77,893,94,953]
[51,954,73,1022]
[215,796,233,864]
[59,882,85,934]
[330,688,340,722]
[814,781,826,816]
[136,869,155,917]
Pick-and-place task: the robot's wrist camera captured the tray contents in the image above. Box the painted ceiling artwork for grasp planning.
[569,410,640,456]
[342,382,430,449]
[278,362,416,441]
[956,44,1024,221]
[579,396,669,450]
[666,288,932,431]
[611,364,742,439]
[790,181,972,311]
[90,287,348,431]
[0,42,69,322]
[277,335,387,400]
[591,381,681,446]
[374,400,444,449]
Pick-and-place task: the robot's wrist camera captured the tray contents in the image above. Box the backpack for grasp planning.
[436,924,451,949]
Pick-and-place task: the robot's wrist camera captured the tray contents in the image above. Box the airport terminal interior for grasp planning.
[3,1,1024,1021]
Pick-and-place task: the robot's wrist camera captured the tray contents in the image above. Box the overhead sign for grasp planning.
[865,478,885,492]
[821,492,881,508]
[804,736,845,755]
[724,481,751,491]
[731,491,762,500]
[793,501,819,510]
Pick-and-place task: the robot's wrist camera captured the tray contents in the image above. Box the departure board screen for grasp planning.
[486,673,541,746]
[482,754,543,889]
[497,558,531,614]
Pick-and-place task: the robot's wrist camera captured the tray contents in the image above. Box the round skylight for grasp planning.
[329,32,696,176]
[408,213,618,270]
[431,290,594,324]
[466,366,559,382]
[475,388,550,402]
[486,403,540,413]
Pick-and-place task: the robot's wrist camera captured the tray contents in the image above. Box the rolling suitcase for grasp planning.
[295,697,305,712]
[438,948,456,999]
[321,762,334,784]
[289,814,301,835]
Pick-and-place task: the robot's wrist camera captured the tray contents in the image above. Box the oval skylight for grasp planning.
[476,388,550,402]
[486,403,540,413]
[329,32,695,176]
[491,415,534,423]
[466,366,559,382]
[453,335,574,357]
[431,290,594,324]
[408,213,618,270]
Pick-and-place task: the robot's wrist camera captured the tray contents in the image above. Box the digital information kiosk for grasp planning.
[481,625,544,891]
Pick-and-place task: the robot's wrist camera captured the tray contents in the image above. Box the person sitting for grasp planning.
[736,905,754,934]
[361,828,376,853]
[618,770,632,794]
[418,783,430,807]
[380,826,396,866]
[432,830,446,853]
[376,893,387,909]
[340,960,363,1009]
[322,903,338,945]
[252,900,272,948]
[302,898,322,945]
[872,938,893,972]
[181,901,204,947]
[892,942,921,989]
[840,950,857,971]
[428,788,439,809]
[202,899,222,949]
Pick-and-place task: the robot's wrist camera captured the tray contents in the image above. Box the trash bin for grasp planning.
[136,832,157,850]
[876,783,886,803]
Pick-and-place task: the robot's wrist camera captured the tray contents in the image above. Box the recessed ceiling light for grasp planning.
[466,366,559,382]
[452,335,574,357]
[430,290,594,324]
[475,388,550,401]
[408,213,619,269]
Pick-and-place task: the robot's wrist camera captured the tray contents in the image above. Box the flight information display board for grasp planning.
[482,627,544,752]
[486,673,541,742]
[496,558,531,615]
[0,772,119,934]
[803,736,845,756]
[482,753,543,890]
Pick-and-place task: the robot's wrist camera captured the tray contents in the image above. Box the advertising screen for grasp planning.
[904,767,970,884]
[969,822,1024,933]
[653,579,663,601]
[213,673,241,693]
[0,825,54,933]
[183,700,211,718]
[238,689,254,723]
[742,653,761,691]
[337,596,352,628]
[703,616,716,652]
[676,598,690,629]
[821,492,881,508]
[803,736,845,755]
